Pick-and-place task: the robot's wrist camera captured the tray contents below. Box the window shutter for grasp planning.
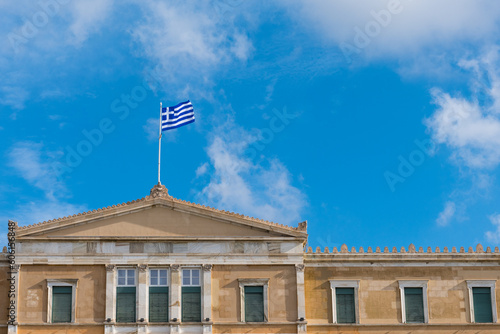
[245,286,264,322]
[405,287,424,323]
[116,287,136,322]
[149,287,169,322]
[473,287,493,323]
[182,287,201,322]
[52,286,72,323]
[336,288,355,323]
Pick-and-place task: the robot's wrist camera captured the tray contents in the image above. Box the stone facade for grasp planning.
[1,185,499,333]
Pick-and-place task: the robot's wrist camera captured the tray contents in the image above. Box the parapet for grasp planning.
[306,243,499,255]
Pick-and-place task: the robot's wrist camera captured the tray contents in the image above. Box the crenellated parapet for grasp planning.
[306,243,500,255]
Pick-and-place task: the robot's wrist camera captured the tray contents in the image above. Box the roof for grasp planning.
[15,184,307,238]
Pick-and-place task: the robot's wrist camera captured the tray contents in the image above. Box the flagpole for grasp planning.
[158,102,162,185]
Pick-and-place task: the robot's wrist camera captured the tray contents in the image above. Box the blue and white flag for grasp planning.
[161,100,195,131]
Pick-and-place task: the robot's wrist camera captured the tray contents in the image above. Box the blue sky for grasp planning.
[2,0,500,250]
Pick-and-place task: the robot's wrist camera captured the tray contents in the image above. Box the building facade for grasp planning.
[1,184,499,334]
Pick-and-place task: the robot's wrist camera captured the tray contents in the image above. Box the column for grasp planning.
[104,265,116,334]
[296,264,307,334]
[202,264,213,334]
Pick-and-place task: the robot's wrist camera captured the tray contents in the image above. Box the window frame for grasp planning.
[182,268,201,287]
[150,268,169,287]
[466,280,497,323]
[398,280,428,324]
[117,268,137,287]
[329,280,359,324]
[46,279,78,323]
[238,278,269,323]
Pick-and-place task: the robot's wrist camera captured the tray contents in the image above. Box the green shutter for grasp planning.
[182,287,201,322]
[473,287,493,323]
[150,287,169,322]
[405,288,424,323]
[336,288,355,323]
[116,287,136,322]
[245,286,264,322]
[52,286,72,323]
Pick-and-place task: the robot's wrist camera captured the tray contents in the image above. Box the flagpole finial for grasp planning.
[150,183,170,199]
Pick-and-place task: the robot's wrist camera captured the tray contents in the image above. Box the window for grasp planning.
[245,286,264,322]
[46,279,77,323]
[182,269,201,322]
[238,279,269,323]
[116,269,136,323]
[398,281,428,324]
[467,280,497,323]
[329,280,359,324]
[150,269,169,322]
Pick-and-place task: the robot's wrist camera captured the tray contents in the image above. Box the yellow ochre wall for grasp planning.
[212,265,298,323]
[305,266,500,325]
[17,265,106,324]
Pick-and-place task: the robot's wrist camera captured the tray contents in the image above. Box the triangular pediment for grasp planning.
[16,187,307,240]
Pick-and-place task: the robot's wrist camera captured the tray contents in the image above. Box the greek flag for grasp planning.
[161,100,195,131]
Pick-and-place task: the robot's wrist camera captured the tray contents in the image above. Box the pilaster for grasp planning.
[105,265,116,323]
[296,264,306,334]
[202,264,213,334]
[137,264,149,322]
[170,264,181,321]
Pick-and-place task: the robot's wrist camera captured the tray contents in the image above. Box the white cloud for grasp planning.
[485,214,500,244]
[0,86,28,110]
[41,90,66,99]
[0,0,115,112]
[195,162,209,177]
[143,118,159,142]
[5,141,87,226]
[289,0,500,59]
[436,201,456,227]
[3,141,89,227]
[7,141,66,200]
[68,0,114,46]
[425,49,500,169]
[196,120,307,225]
[131,1,254,95]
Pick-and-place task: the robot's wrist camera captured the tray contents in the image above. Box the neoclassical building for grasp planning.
[1,184,500,334]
